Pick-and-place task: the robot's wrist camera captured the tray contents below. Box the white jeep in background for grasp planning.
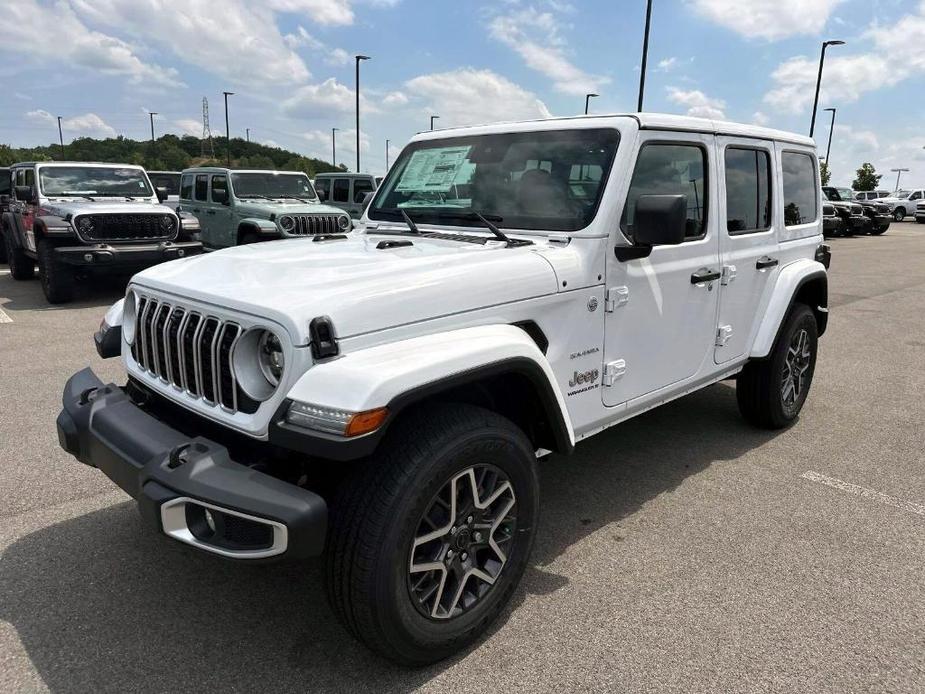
[57,114,830,664]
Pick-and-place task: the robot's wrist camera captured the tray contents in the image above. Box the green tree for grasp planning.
[852,162,882,191]
[819,160,831,186]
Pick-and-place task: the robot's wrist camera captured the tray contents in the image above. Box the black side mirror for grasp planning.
[633,194,687,246]
[0,194,10,205]
[155,186,168,202]
[212,189,228,205]
[15,185,35,203]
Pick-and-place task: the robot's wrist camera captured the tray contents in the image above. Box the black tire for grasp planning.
[325,403,539,665]
[916,218,925,225]
[893,208,905,222]
[736,304,818,429]
[0,232,7,264]
[5,226,35,280]
[37,239,75,304]
[869,224,889,236]
[239,232,259,245]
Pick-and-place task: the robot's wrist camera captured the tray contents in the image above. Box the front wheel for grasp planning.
[893,208,906,222]
[869,224,889,235]
[736,304,818,429]
[325,403,539,665]
[37,239,75,304]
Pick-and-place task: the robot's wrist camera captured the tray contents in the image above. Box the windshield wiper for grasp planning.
[277,194,314,203]
[430,209,513,245]
[238,193,272,199]
[58,192,96,201]
[400,208,422,234]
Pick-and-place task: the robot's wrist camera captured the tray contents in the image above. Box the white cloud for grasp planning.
[269,0,354,26]
[286,27,352,66]
[666,87,726,119]
[27,109,117,139]
[383,91,409,107]
[0,0,179,87]
[751,111,770,126]
[173,119,203,137]
[71,0,310,85]
[690,0,843,40]
[656,57,678,72]
[405,68,552,127]
[283,78,374,118]
[488,7,607,95]
[303,128,370,167]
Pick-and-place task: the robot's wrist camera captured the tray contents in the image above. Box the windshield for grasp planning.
[39,166,153,197]
[369,128,620,232]
[230,172,316,199]
[836,187,855,200]
[892,190,911,199]
[149,172,181,195]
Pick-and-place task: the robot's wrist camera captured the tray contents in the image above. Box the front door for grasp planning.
[602,134,721,407]
[714,138,780,364]
[209,174,234,247]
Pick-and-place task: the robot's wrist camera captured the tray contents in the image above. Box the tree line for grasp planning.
[0,134,346,177]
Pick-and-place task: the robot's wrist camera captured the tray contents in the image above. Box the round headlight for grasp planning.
[279,215,295,232]
[337,215,350,230]
[76,216,94,234]
[159,215,177,233]
[232,329,286,402]
[123,291,137,345]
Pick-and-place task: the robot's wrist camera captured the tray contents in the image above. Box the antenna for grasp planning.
[201,97,215,159]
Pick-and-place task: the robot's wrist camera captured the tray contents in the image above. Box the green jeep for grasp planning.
[179,168,352,249]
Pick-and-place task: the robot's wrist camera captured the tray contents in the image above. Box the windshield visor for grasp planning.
[39,166,153,197]
[230,173,316,199]
[369,128,620,232]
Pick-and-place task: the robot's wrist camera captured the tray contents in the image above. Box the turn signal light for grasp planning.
[345,408,389,437]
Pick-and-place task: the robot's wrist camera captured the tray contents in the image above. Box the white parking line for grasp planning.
[802,471,925,518]
[0,307,11,323]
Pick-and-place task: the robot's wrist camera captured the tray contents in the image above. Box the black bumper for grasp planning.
[54,240,202,269]
[56,368,327,559]
[870,214,891,228]
[823,217,844,234]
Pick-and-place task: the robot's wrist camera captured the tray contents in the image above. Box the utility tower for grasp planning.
[201,97,215,159]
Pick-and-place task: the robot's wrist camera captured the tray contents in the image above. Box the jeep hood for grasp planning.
[41,198,168,218]
[235,200,345,218]
[131,232,559,343]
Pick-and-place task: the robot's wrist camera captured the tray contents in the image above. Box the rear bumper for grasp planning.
[54,240,202,269]
[56,368,327,559]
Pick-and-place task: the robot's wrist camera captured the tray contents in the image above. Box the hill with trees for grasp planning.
[0,134,345,176]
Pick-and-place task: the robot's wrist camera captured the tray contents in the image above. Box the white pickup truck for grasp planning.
[57,113,830,664]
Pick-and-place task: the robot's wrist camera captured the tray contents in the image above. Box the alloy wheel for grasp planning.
[407,464,517,620]
[781,328,812,408]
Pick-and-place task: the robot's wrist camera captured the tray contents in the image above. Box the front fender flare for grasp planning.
[750,259,827,359]
[276,325,575,459]
[238,218,279,235]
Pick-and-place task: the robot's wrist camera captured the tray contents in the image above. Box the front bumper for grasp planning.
[869,214,892,228]
[54,240,202,269]
[56,368,327,559]
[823,216,844,234]
[848,214,868,230]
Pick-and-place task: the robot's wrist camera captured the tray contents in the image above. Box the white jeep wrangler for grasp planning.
[57,114,830,664]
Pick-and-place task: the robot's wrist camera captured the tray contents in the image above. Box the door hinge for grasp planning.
[602,359,626,386]
[721,264,737,285]
[604,286,629,312]
[715,325,733,347]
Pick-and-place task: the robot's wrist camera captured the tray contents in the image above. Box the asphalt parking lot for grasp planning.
[1,223,924,693]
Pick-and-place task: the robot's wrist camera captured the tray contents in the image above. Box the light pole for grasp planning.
[823,107,836,163]
[584,93,598,115]
[222,91,234,166]
[332,127,339,168]
[246,127,250,143]
[148,111,158,149]
[891,168,910,190]
[637,0,653,112]
[430,115,440,131]
[355,55,370,172]
[56,116,64,157]
[809,40,845,137]
[386,139,390,171]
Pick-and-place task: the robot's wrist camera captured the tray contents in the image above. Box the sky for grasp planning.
[0,0,923,187]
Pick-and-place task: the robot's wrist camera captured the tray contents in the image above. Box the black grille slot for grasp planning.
[133,296,243,412]
[77,213,177,242]
[221,514,273,548]
[290,214,341,235]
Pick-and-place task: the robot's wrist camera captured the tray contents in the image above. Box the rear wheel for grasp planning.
[5,226,35,280]
[325,403,539,665]
[736,304,818,429]
[37,239,74,304]
[893,207,906,222]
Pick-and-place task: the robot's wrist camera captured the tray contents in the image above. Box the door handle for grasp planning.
[205,210,216,215]
[756,256,779,269]
[691,268,721,284]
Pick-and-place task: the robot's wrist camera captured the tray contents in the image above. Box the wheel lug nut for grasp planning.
[467,515,473,524]
[461,552,468,561]
[474,532,482,542]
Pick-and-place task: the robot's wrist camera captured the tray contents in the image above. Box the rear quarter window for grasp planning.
[782,152,818,226]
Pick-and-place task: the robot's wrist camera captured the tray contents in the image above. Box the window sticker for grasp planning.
[395,146,472,193]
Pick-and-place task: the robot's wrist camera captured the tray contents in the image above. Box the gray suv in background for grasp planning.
[313,172,378,218]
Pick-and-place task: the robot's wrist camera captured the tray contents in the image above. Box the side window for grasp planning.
[911,191,922,201]
[179,174,193,200]
[0,171,10,196]
[315,178,330,199]
[781,152,818,226]
[194,174,209,202]
[621,142,707,239]
[353,178,374,203]
[211,175,228,203]
[724,147,771,233]
[333,178,350,203]
[24,169,34,187]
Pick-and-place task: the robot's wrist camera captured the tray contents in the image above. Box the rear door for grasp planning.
[331,177,351,215]
[191,174,218,247]
[350,177,375,218]
[602,133,721,407]
[714,137,780,364]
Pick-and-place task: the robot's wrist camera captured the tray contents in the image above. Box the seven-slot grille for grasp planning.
[288,214,343,236]
[76,213,177,242]
[132,296,242,411]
